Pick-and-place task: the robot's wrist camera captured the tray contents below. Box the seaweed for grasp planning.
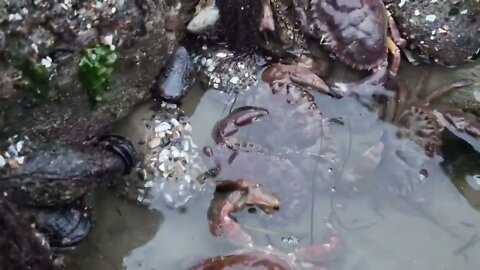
[78,45,117,105]
[0,198,62,270]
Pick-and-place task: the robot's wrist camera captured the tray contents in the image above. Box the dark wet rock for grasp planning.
[152,46,195,102]
[386,0,480,66]
[0,141,126,207]
[0,0,183,143]
[0,198,62,270]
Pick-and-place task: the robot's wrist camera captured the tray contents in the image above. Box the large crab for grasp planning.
[293,0,406,95]
[190,178,341,270]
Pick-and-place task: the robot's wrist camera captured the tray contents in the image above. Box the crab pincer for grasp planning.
[213,106,269,146]
[207,179,280,246]
[263,63,342,98]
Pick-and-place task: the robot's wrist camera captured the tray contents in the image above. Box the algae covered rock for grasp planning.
[0,0,183,143]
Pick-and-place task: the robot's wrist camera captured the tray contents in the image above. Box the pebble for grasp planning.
[152,46,195,102]
[148,138,162,149]
[155,122,171,132]
[0,155,5,168]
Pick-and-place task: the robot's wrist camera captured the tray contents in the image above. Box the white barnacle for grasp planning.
[155,122,171,132]
[425,14,436,22]
[0,155,5,168]
[229,76,239,84]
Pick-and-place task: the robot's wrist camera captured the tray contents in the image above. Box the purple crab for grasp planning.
[294,0,406,95]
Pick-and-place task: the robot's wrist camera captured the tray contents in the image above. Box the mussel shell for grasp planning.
[36,207,92,250]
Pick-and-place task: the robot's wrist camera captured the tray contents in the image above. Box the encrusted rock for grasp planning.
[386,0,480,66]
[0,0,183,143]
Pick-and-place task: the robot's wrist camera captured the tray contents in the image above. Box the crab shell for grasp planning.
[306,0,388,70]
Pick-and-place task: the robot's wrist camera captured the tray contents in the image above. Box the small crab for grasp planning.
[296,0,406,95]
[191,178,341,270]
[198,72,338,222]
[376,71,473,157]
[354,71,475,195]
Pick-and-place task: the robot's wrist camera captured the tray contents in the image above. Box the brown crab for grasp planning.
[376,71,474,156]
[354,71,476,195]
[191,178,341,270]
[295,0,406,95]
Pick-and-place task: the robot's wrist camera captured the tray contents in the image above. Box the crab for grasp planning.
[354,71,477,195]
[187,1,340,96]
[293,0,406,95]
[374,71,474,156]
[191,178,341,270]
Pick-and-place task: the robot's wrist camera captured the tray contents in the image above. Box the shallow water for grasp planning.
[66,61,480,270]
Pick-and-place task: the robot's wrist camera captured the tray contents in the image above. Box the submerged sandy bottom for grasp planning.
[67,63,480,270]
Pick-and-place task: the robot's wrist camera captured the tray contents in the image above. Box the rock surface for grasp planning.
[0,0,183,143]
[386,0,480,66]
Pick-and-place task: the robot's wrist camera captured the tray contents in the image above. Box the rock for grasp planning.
[435,83,480,117]
[152,46,195,102]
[0,0,184,144]
[386,0,480,66]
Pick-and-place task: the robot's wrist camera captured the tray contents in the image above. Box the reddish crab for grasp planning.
[295,0,406,95]
[357,71,477,195]
[376,71,474,156]
[191,178,341,270]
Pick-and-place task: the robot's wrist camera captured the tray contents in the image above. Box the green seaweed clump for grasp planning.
[17,59,50,98]
[78,45,117,105]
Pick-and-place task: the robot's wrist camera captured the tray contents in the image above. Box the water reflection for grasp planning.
[442,133,480,211]
[67,61,480,269]
[66,190,162,270]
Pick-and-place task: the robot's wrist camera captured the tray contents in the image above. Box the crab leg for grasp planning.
[387,37,401,78]
[259,0,275,31]
[333,62,391,98]
[386,12,406,78]
[207,179,280,246]
[387,14,406,48]
[293,225,341,264]
[263,63,339,97]
[423,80,472,104]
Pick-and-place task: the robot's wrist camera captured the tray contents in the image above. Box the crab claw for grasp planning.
[259,0,275,31]
[213,106,269,145]
[208,179,280,246]
[187,4,219,33]
[293,225,341,264]
[262,63,341,98]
